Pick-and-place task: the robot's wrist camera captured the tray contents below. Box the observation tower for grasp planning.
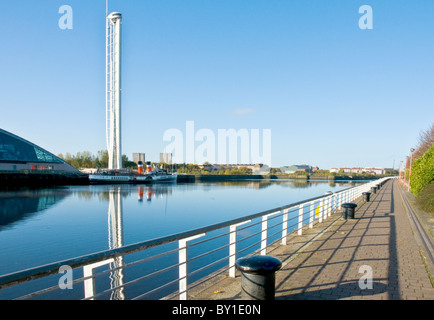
[106,12,122,170]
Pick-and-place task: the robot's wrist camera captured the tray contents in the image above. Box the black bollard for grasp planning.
[235,255,282,300]
[342,203,357,219]
[363,192,371,202]
[371,186,377,194]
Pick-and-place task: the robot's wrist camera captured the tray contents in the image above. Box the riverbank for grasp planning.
[0,171,390,187]
[0,172,89,188]
[176,174,386,183]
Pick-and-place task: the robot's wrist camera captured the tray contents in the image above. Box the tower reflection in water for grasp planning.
[84,184,173,300]
[107,187,124,300]
[84,186,125,300]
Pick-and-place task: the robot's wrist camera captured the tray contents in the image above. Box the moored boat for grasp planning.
[87,165,177,184]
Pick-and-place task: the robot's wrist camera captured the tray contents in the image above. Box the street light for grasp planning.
[398,161,403,183]
[408,148,415,192]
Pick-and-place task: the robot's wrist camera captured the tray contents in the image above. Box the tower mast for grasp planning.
[106,11,122,170]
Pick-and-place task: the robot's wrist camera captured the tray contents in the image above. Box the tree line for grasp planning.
[57,150,136,169]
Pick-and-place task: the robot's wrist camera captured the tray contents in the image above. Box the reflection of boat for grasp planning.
[88,162,177,184]
[138,184,173,202]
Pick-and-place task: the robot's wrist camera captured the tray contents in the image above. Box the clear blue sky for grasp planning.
[0,0,433,169]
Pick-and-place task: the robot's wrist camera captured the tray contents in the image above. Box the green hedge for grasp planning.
[410,145,434,196]
[416,182,434,213]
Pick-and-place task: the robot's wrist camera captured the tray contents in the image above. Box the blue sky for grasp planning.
[0,0,433,169]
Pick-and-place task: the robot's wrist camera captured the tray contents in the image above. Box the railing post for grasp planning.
[261,212,279,255]
[83,259,114,300]
[334,193,337,213]
[309,201,314,228]
[297,204,304,235]
[319,198,324,222]
[229,221,251,277]
[326,194,330,218]
[341,191,344,209]
[261,216,268,255]
[179,233,206,300]
[281,209,288,245]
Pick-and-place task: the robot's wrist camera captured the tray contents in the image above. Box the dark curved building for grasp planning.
[0,128,87,185]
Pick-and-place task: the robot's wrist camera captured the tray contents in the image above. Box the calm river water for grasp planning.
[0,179,360,275]
[0,179,364,299]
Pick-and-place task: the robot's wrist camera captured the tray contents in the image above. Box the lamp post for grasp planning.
[398,161,403,184]
[408,148,415,192]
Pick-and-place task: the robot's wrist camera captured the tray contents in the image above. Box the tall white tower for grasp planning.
[106,12,122,170]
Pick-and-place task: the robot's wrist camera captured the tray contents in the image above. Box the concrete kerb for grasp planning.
[396,183,434,287]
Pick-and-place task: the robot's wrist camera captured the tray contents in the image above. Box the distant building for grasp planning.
[363,168,386,175]
[198,164,219,172]
[198,163,270,174]
[329,167,386,175]
[280,166,296,174]
[0,128,81,175]
[160,153,173,164]
[132,153,145,164]
[252,164,270,174]
[342,168,363,174]
[280,165,317,174]
[228,163,270,174]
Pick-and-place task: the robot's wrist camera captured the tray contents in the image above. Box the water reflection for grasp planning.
[192,179,359,189]
[0,180,359,232]
[107,187,124,300]
[0,180,360,233]
[138,185,173,202]
[0,189,69,230]
[80,184,173,299]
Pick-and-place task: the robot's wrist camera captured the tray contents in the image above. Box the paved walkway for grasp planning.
[191,179,434,300]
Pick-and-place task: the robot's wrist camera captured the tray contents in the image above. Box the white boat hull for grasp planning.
[89,173,177,184]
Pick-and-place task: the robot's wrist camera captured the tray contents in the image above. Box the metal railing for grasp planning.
[0,178,392,300]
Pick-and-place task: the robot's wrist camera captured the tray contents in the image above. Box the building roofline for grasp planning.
[0,128,72,167]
